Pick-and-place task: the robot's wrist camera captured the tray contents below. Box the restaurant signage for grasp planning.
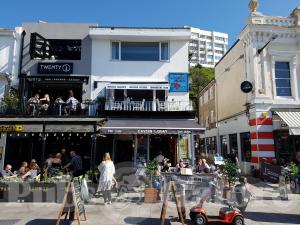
[169,73,189,92]
[102,128,192,135]
[37,62,73,74]
[106,83,169,90]
[240,81,253,93]
[0,125,23,132]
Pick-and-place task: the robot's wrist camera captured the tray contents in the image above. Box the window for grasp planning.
[215,56,222,61]
[215,43,224,48]
[215,50,224,54]
[229,134,238,153]
[215,36,225,41]
[160,42,169,61]
[220,135,228,157]
[275,62,291,97]
[111,42,120,60]
[111,41,169,61]
[207,55,213,60]
[240,132,251,162]
[30,33,82,60]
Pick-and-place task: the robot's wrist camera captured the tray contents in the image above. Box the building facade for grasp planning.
[0,23,204,170]
[199,3,300,173]
[188,27,228,68]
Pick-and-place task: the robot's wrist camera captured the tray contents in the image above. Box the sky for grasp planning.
[0,0,300,46]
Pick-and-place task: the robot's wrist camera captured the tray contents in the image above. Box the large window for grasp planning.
[275,62,291,97]
[111,41,169,61]
[220,135,228,157]
[240,132,251,162]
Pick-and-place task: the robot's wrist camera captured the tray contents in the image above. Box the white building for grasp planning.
[0,27,22,99]
[187,27,228,68]
[199,1,300,173]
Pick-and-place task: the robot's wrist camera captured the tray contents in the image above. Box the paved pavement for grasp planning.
[0,180,299,225]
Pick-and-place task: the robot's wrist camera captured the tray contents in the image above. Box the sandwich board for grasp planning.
[56,178,87,225]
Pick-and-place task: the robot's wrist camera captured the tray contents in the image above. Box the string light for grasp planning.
[54,133,57,137]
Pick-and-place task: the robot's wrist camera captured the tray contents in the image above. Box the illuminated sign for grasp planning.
[0,125,23,132]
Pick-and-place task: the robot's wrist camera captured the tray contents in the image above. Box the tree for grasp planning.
[189,65,214,117]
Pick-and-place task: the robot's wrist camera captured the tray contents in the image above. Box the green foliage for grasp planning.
[189,65,214,116]
[145,160,158,188]
[223,159,240,187]
[289,162,298,180]
[3,90,19,110]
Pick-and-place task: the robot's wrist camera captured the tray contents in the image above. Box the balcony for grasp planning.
[105,100,193,112]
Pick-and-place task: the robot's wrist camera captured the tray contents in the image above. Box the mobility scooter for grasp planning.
[190,177,251,225]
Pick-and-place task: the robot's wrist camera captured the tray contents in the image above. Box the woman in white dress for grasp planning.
[97,152,115,204]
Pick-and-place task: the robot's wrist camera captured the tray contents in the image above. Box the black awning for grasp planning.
[100,118,205,135]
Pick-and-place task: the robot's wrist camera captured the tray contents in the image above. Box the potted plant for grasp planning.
[144,160,158,203]
[222,159,240,199]
[289,162,299,194]
[3,90,19,115]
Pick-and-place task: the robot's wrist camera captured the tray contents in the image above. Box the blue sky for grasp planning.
[0,0,299,46]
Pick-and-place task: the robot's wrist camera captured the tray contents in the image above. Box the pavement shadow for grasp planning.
[245,212,300,224]
[124,217,161,225]
[25,219,71,225]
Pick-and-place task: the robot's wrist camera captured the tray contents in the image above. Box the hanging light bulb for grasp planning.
[77,133,79,136]
[62,133,64,137]
[54,133,57,137]
[69,133,72,137]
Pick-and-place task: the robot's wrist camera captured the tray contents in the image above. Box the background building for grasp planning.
[199,2,300,173]
[188,26,228,68]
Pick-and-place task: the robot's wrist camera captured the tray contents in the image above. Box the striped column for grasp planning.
[249,115,275,164]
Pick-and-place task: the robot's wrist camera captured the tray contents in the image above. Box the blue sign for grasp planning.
[169,73,189,92]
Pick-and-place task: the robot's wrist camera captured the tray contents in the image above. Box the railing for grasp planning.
[105,100,193,112]
[0,99,100,117]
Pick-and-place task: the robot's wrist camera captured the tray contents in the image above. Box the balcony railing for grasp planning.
[105,100,193,112]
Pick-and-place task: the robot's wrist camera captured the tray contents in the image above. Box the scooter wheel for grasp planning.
[233,216,244,225]
[194,214,206,225]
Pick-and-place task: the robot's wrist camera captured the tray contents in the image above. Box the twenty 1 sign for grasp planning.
[37,62,73,74]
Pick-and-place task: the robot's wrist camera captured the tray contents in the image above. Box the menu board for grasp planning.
[179,137,189,159]
[72,178,85,216]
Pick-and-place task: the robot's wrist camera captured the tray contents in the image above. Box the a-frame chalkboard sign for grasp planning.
[56,178,87,225]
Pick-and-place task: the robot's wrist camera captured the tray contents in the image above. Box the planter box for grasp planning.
[0,182,67,202]
[144,188,157,203]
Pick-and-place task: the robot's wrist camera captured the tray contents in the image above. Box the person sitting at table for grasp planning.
[202,159,211,173]
[160,158,170,173]
[175,159,185,174]
[64,90,79,115]
[22,161,40,180]
[27,94,40,115]
[18,161,29,177]
[39,94,50,114]
[49,153,62,177]
[195,158,204,173]
[0,164,17,178]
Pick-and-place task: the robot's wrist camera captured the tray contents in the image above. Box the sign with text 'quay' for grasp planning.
[38,62,73,74]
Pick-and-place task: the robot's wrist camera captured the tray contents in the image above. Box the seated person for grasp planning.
[64,90,79,115]
[202,159,211,173]
[18,161,29,177]
[22,162,40,180]
[27,94,40,115]
[160,158,170,173]
[1,164,17,178]
[195,158,204,173]
[39,94,50,114]
[175,159,185,174]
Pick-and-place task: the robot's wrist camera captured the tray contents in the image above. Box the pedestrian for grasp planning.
[154,151,164,164]
[97,152,115,205]
[60,147,70,167]
[296,152,300,187]
[63,151,84,177]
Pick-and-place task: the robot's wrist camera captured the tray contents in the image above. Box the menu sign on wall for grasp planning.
[38,62,73,74]
[169,73,189,92]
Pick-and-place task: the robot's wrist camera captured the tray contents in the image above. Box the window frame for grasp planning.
[110,41,169,62]
[271,56,297,100]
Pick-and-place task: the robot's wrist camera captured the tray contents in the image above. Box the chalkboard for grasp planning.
[72,178,86,216]
[56,181,87,225]
[261,163,281,183]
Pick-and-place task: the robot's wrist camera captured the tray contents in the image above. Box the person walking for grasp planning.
[97,152,115,205]
[63,151,84,177]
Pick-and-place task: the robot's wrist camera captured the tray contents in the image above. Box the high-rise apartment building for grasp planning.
[187,27,228,68]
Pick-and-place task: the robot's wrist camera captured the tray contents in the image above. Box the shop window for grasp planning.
[229,133,238,153]
[220,135,228,157]
[240,132,251,162]
[275,62,291,97]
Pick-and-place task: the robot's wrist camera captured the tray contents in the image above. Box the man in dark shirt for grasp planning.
[63,151,84,177]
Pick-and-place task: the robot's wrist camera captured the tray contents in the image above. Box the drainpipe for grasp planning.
[18,30,26,112]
